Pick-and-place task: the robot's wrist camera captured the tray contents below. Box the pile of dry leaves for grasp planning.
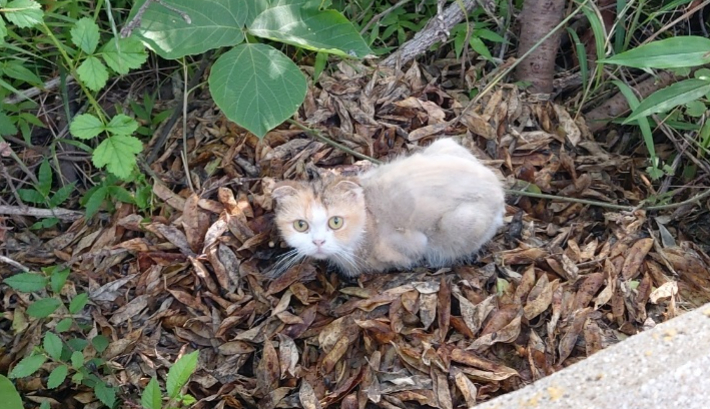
[2,61,710,409]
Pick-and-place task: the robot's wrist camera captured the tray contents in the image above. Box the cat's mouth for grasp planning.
[311,249,329,259]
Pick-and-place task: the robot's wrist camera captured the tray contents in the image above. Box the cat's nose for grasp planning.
[312,239,325,247]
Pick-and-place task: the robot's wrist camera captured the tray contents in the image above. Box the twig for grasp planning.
[0,205,84,221]
[3,76,73,105]
[0,255,31,272]
[294,122,710,212]
[642,0,710,44]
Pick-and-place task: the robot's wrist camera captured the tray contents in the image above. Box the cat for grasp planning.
[271,138,506,278]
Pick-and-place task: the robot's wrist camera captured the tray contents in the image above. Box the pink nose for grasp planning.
[313,239,325,246]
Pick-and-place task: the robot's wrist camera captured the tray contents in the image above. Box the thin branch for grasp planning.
[0,205,84,221]
[0,255,31,272]
[293,122,710,212]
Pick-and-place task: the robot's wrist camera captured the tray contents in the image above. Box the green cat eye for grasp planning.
[293,220,309,232]
[328,216,344,230]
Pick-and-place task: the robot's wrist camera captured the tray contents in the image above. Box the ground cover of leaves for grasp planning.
[2,61,710,409]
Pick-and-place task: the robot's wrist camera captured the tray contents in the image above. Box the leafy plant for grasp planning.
[81,173,152,219]
[130,0,371,138]
[4,266,117,408]
[141,350,200,409]
[601,36,710,180]
[0,375,23,409]
[17,159,75,229]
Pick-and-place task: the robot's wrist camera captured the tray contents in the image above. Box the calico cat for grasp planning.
[271,138,506,277]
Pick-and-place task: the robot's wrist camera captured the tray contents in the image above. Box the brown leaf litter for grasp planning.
[2,61,710,408]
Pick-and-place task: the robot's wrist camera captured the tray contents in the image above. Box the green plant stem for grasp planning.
[293,121,710,212]
[40,22,106,123]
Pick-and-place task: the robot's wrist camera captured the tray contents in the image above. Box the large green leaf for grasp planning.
[43,332,63,360]
[93,135,143,179]
[3,272,47,292]
[70,17,100,54]
[130,0,247,59]
[100,36,148,75]
[208,43,307,138]
[0,374,24,409]
[4,0,43,28]
[250,3,371,58]
[602,36,710,69]
[625,79,710,123]
[141,378,162,409]
[27,298,61,318]
[9,354,46,378]
[166,350,199,399]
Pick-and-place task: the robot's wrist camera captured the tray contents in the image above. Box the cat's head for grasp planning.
[272,175,367,261]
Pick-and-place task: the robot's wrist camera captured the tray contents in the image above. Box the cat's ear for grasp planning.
[272,181,301,200]
[332,179,363,199]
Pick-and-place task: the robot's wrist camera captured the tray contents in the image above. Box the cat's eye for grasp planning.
[293,220,309,232]
[328,216,344,230]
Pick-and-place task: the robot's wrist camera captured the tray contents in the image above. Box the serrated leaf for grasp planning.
[166,350,199,399]
[17,188,45,204]
[250,4,371,58]
[208,43,306,138]
[49,267,70,293]
[69,114,103,139]
[70,351,84,368]
[4,0,43,28]
[3,272,47,292]
[107,186,136,204]
[92,135,142,179]
[625,79,710,123]
[71,17,100,54]
[9,354,46,378]
[131,0,246,59]
[141,378,162,409]
[56,318,73,332]
[49,182,76,207]
[105,114,139,136]
[83,186,107,219]
[94,382,116,408]
[43,332,63,360]
[0,374,24,409]
[47,365,68,389]
[27,298,61,318]
[101,36,148,74]
[76,56,109,91]
[92,335,109,353]
[69,293,89,314]
[0,110,18,135]
[67,338,88,352]
[602,36,710,69]
[37,159,51,196]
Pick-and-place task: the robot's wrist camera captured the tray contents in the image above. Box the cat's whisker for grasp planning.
[269,249,305,278]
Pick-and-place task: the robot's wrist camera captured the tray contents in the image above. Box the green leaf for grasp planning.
[469,37,492,61]
[105,114,139,136]
[94,382,116,408]
[249,4,371,58]
[56,318,73,332]
[9,354,46,378]
[101,36,148,75]
[625,79,710,123]
[0,18,7,44]
[49,267,70,293]
[208,43,307,138]
[70,351,84,368]
[71,371,83,384]
[2,61,42,85]
[141,378,162,409]
[49,182,76,207]
[181,394,197,405]
[611,80,655,159]
[71,17,100,54]
[76,56,109,91]
[92,135,143,179]
[69,293,89,314]
[83,186,107,219]
[166,350,199,399]
[27,298,61,318]
[40,401,50,409]
[47,365,68,389]
[92,335,109,353]
[43,332,63,360]
[131,0,246,59]
[67,338,88,353]
[685,100,706,117]
[106,186,135,204]
[70,114,104,139]
[37,159,51,196]
[602,36,710,69]
[3,272,47,292]
[0,374,24,409]
[17,188,45,204]
[0,110,18,135]
[4,0,43,28]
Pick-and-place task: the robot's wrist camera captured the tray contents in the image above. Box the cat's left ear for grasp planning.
[333,180,363,199]
[272,181,301,201]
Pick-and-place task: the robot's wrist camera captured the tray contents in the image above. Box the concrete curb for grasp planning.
[475,304,710,409]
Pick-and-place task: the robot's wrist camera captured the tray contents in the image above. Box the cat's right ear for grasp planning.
[272,181,301,200]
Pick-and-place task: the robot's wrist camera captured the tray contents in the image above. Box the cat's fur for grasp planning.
[271,138,505,277]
